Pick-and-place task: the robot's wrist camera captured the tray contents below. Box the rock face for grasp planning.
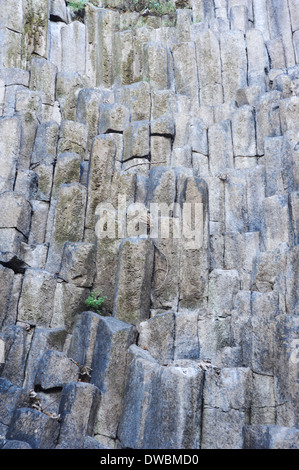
[0,0,299,450]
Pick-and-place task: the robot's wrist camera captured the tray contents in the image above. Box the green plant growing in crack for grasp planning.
[85,290,107,314]
[67,0,87,12]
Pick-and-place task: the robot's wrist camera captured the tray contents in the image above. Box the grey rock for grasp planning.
[23,327,67,391]
[0,378,29,427]
[58,382,101,449]
[244,425,299,449]
[2,440,32,449]
[118,346,204,449]
[6,408,60,449]
[29,58,57,106]
[34,350,79,390]
[138,312,175,363]
[91,316,137,439]
[113,237,154,326]
[18,269,57,327]
[67,311,101,371]
[60,242,96,288]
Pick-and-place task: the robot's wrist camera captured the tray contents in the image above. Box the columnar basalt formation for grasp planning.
[0,0,299,449]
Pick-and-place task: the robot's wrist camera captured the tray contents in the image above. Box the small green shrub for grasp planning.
[131,0,176,17]
[67,0,87,13]
[85,291,107,314]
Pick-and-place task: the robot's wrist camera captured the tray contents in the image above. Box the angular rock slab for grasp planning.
[118,346,204,449]
[57,382,101,449]
[6,408,60,449]
[91,316,137,439]
[201,367,252,449]
[113,237,154,326]
[18,269,57,327]
[60,242,96,287]
[243,425,299,449]
[34,350,79,390]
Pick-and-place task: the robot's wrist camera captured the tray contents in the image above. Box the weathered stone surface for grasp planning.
[246,29,269,87]
[256,91,282,155]
[123,120,150,161]
[220,30,247,102]
[138,312,175,363]
[23,327,67,391]
[28,201,49,245]
[52,152,81,199]
[1,440,32,449]
[0,192,31,239]
[279,96,299,133]
[60,242,96,287]
[144,42,169,90]
[91,316,137,439]
[118,346,204,449]
[202,367,252,449]
[46,183,87,272]
[231,105,256,157]
[51,282,89,333]
[50,0,68,23]
[67,311,101,371]
[22,0,50,65]
[29,58,57,106]
[208,120,234,175]
[61,21,86,75]
[31,121,59,165]
[34,350,78,390]
[262,194,290,251]
[18,269,57,327]
[0,325,28,387]
[172,42,199,112]
[195,30,223,106]
[116,81,151,122]
[57,382,101,449]
[58,120,88,159]
[0,266,14,328]
[98,102,130,134]
[113,238,154,326]
[0,28,22,69]
[6,408,60,449]
[0,116,21,192]
[244,425,299,449]
[85,135,116,230]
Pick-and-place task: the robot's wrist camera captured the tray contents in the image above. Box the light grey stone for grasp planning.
[208,120,234,175]
[60,242,96,287]
[246,29,269,87]
[231,105,256,157]
[18,269,57,327]
[138,312,175,364]
[0,116,21,193]
[46,183,87,273]
[0,192,31,239]
[29,58,57,106]
[172,42,199,112]
[220,30,247,102]
[256,91,282,155]
[61,21,86,75]
[201,367,252,449]
[244,425,299,449]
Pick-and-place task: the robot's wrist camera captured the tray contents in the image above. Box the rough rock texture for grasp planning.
[0,0,299,450]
